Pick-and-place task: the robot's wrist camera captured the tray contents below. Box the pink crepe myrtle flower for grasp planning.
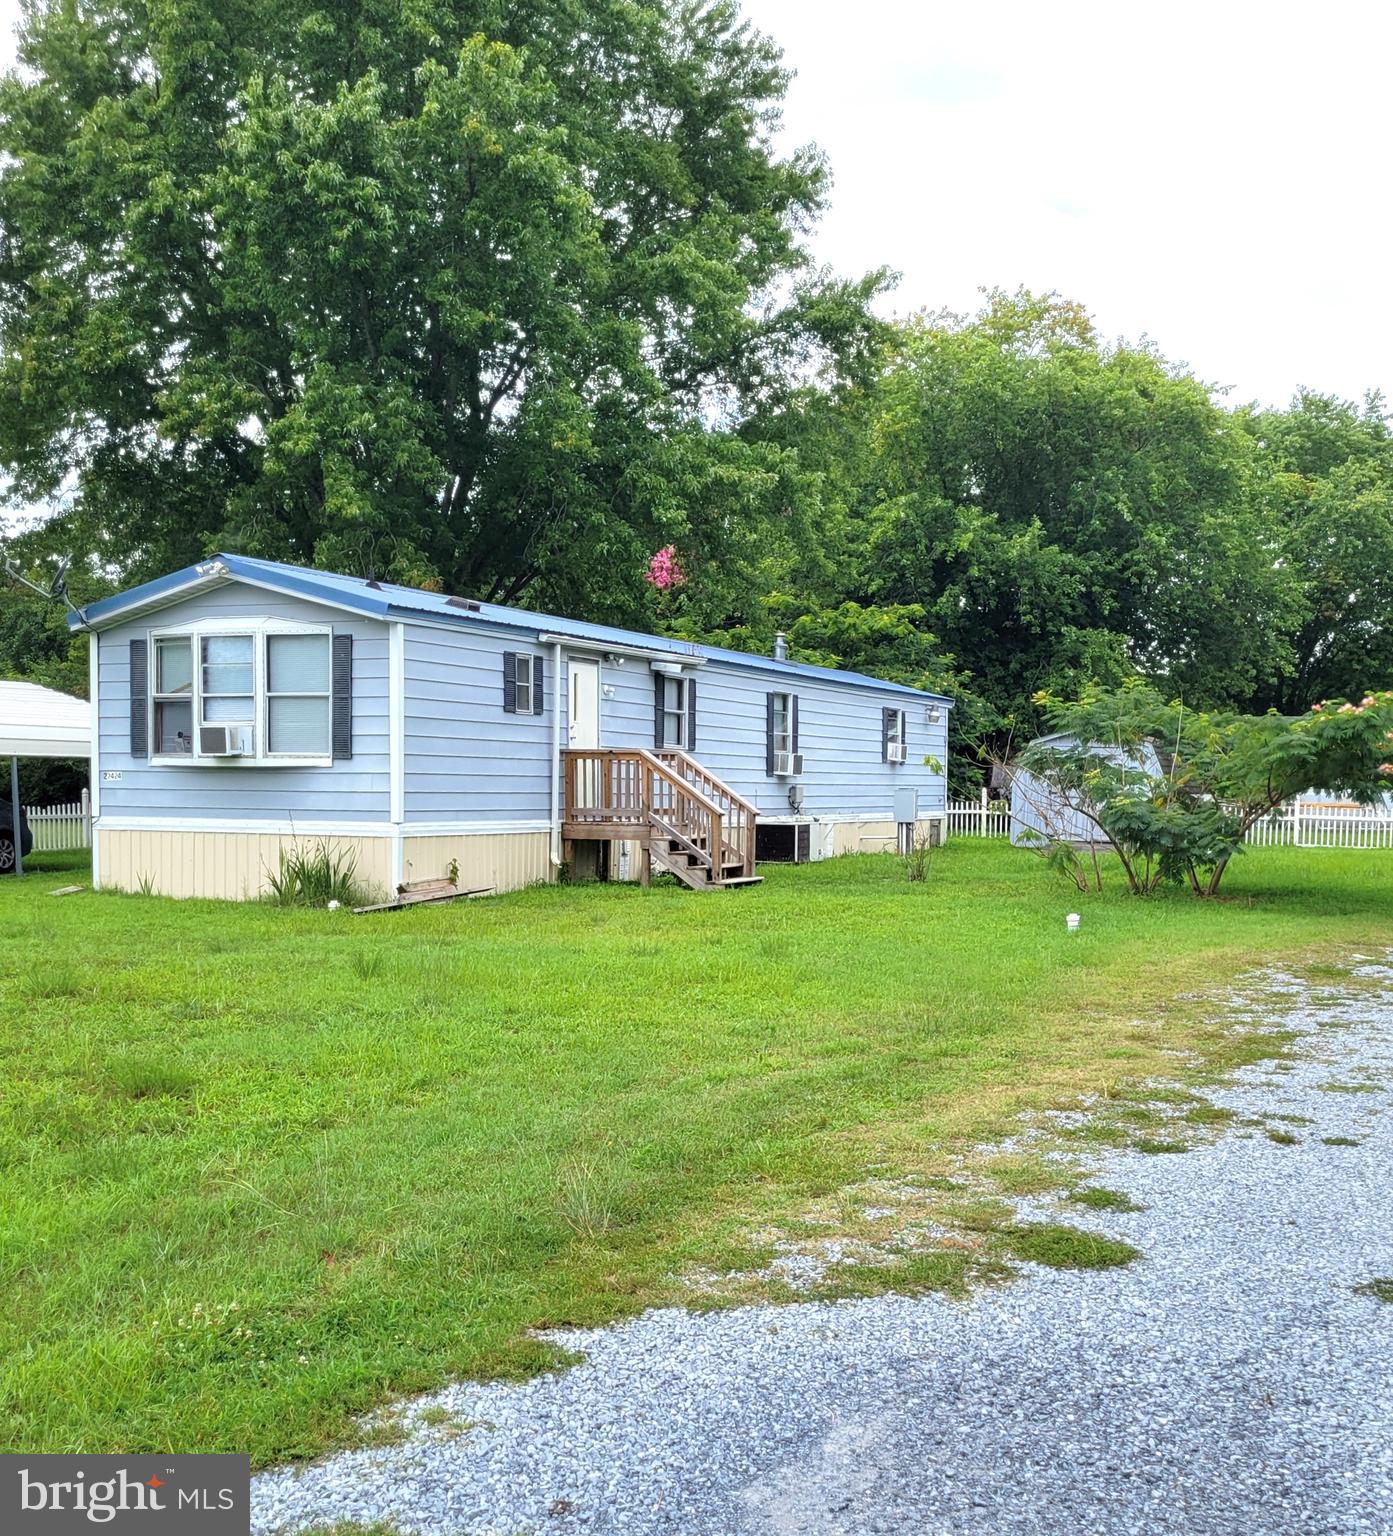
[644,545,686,591]
[1379,763,1393,776]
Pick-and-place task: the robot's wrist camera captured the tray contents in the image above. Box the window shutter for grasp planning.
[653,673,665,748]
[502,651,518,713]
[765,692,777,775]
[331,634,354,760]
[532,654,545,715]
[129,638,148,759]
[791,694,800,755]
[882,706,892,763]
[686,677,697,752]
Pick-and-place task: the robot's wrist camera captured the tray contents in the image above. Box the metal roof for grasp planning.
[0,680,91,758]
[74,554,954,703]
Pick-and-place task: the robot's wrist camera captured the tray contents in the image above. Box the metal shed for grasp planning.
[0,680,91,875]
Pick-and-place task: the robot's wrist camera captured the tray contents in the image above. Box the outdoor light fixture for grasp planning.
[926,705,942,725]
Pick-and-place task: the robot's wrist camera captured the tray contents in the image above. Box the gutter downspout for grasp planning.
[550,639,564,870]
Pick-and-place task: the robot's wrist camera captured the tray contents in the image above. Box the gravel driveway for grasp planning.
[254,964,1393,1536]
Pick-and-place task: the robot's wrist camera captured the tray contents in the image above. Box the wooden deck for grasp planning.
[562,747,760,890]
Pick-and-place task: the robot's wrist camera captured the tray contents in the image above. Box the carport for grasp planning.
[0,680,91,876]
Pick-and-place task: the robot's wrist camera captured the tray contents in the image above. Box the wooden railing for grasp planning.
[562,747,755,883]
[654,748,757,877]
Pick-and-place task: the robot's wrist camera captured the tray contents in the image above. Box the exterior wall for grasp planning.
[95,585,391,824]
[402,622,551,824]
[92,576,952,898]
[97,828,394,901]
[400,830,551,892]
[401,622,949,829]
[594,652,949,822]
[98,826,550,901]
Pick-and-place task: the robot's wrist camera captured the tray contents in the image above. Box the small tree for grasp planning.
[1012,684,1393,897]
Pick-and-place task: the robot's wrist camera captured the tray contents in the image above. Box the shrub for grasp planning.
[263,842,373,909]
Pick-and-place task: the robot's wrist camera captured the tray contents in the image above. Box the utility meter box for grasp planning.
[893,786,919,825]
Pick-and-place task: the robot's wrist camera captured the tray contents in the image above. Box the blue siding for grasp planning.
[96,586,390,823]
[403,624,552,822]
[400,626,947,826]
[596,655,948,819]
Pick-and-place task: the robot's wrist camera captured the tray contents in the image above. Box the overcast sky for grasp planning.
[1,0,1388,411]
[742,0,1392,409]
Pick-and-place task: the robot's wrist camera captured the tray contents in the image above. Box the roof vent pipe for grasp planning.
[772,631,787,661]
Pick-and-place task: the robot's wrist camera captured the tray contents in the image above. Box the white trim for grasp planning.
[95,816,551,837]
[549,639,564,868]
[757,811,947,827]
[89,632,101,890]
[538,632,706,667]
[85,574,229,627]
[389,621,406,888]
[404,818,552,838]
[147,619,334,767]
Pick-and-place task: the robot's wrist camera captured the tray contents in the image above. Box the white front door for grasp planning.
[569,658,600,748]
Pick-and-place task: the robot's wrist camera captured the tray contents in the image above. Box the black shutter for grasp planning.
[653,672,665,748]
[532,653,545,715]
[686,677,697,752]
[129,638,148,759]
[791,694,800,755]
[331,633,354,760]
[502,651,518,713]
[882,706,893,763]
[765,692,777,775]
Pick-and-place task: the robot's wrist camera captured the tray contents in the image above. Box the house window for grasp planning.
[153,636,194,755]
[148,625,333,762]
[771,693,793,757]
[884,707,907,763]
[502,651,543,715]
[514,653,535,714]
[266,633,332,754]
[200,634,256,752]
[661,675,687,747]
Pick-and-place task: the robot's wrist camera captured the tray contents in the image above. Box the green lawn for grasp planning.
[3,840,1391,1463]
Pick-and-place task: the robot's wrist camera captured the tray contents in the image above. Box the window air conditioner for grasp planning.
[773,750,804,777]
[199,725,244,757]
[887,741,907,764]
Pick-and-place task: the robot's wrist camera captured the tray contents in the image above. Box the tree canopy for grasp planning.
[0,0,881,616]
[2,5,1391,787]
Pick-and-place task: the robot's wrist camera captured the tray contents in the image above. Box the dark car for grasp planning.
[0,801,33,873]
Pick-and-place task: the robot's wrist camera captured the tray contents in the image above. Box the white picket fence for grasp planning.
[1242,801,1393,850]
[947,792,1011,838]
[21,791,92,851]
[948,791,1393,851]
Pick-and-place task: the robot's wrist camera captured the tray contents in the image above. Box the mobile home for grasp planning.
[73,556,952,900]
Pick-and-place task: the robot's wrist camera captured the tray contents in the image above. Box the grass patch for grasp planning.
[1265,1128,1301,1146]
[1183,1103,1236,1126]
[1353,1279,1393,1304]
[1067,1186,1145,1213]
[1132,1138,1189,1155]
[1322,1135,1363,1147]
[995,1223,1140,1270]
[1318,1081,1381,1095]
[2,841,1391,1464]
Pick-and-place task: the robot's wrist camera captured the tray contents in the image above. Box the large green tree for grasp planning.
[0,0,880,616]
[1241,391,1393,712]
